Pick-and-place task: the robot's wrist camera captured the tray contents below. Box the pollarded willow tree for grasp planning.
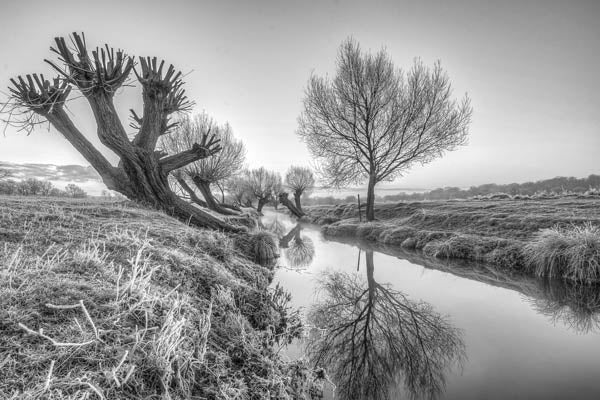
[225,175,254,208]
[297,38,473,221]
[244,167,282,213]
[160,112,246,215]
[5,32,239,231]
[285,166,315,211]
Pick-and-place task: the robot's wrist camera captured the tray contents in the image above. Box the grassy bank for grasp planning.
[306,198,600,283]
[0,196,321,399]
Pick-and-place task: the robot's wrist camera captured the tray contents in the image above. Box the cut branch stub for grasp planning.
[45,32,133,94]
[129,109,178,136]
[9,74,71,115]
[134,56,193,113]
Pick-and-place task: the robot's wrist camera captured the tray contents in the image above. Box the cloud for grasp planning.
[0,162,107,195]
[0,162,102,182]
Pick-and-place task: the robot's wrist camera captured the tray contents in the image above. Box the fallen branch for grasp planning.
[18,323,95,347]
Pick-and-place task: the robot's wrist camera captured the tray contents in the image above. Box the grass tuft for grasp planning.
[524,223,600,284]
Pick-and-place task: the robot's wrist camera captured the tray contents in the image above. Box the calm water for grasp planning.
[263,211,600,400]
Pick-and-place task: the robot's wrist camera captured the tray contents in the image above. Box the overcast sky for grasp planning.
[0,0,598,191]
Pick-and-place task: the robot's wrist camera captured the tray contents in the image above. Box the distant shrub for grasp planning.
[65,183,87,198]
[524,223,600,284]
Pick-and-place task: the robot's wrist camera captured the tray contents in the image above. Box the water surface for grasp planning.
[263,211,600,400]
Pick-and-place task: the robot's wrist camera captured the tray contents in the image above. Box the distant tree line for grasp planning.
[0,175,87,198]
[300,174,600,206]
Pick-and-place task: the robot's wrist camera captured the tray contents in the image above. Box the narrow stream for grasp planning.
[263,211,600,400]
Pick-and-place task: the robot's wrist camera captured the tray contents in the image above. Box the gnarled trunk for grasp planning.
[191,176,239,216]
[7,33,241,232]
[174,174,207,207]
[257,197,269,213]
[293,190,303,212]
[279,192,305,219]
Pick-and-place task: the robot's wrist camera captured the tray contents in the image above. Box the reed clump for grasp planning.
[524,223,600,284]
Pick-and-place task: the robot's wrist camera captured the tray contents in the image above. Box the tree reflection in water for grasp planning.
[263,217,287,237]
[280,224,316,269]
[306,250,465,400]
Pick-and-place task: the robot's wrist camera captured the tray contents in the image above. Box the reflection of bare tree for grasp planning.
[263,217,287,238]
[307,250,464,400]
[529,279,600,333]
[326,236,600,335]
[280,224,315,268]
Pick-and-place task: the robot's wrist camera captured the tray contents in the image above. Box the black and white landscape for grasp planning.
[1,1,599,399]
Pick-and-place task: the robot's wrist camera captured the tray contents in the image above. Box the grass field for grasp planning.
[0,196,322,399]
[305,198,600,283]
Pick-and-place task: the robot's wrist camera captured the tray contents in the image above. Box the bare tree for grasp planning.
[160,112,246,215]
[226,175,254,208]
[285,166,315,211]
[297,38,472,220]
[65,183,87,198]
[307,250,464,400]
[245,167,282,213]
[278,192,305,218]
[4,32,240,231]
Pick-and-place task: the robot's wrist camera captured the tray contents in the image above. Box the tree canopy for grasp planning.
[297,38,472,220]
[285,166,315,211]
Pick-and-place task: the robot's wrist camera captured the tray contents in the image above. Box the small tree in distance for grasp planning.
[297,38,472,221]
[285,166,315,212]
[245,167,282,213]
[65,183,87,198]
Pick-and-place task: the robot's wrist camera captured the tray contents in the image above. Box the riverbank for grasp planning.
[0,196,321,399]
[304,198,600,282]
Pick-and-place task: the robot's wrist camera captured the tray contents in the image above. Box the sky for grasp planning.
[0,0,598,194]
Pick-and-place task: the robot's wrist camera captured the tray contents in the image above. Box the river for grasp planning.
[262,211,600,400]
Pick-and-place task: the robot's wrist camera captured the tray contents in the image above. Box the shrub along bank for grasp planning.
[305,198,600,284]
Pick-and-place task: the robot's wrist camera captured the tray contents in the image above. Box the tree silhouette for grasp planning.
[5,32,239,231]
[285,166,315,211]
[244,167,282,213]
[307,250,464,399]
[298,38,472,220]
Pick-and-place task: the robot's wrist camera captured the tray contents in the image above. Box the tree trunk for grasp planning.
[174,174,207,207]
[279,192,305,219]
[293,190,303,212]
[191,176,239,216]
[106,159,239,231]
[257,197,269,213]
[366,173,377,221]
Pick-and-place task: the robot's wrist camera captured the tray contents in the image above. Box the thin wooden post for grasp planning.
[357,194,362,222]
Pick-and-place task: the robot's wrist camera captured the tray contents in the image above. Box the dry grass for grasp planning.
[0,196,322,399]
[310,198,600,280]
[524,223,600,284]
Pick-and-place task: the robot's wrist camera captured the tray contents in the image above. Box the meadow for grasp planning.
[0,196,322,399]
[305,197,600,283]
